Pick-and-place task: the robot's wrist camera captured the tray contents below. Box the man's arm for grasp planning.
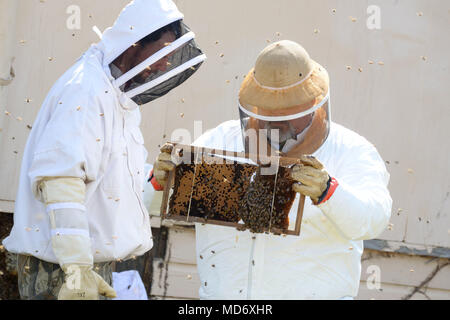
[28,84,115,299]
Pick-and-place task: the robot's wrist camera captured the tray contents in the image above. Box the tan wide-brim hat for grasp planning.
[239,40,329,116]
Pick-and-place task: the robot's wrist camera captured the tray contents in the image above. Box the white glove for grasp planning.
[290,155,330,203]
[49,207,117,300]
[40,178,117,300]
[58,265,116,300]
[153,143,176,187]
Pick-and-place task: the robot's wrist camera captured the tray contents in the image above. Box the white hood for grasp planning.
[94,0,206,107]
[98,0,184,67]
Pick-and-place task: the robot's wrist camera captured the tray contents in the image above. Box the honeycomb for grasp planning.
[167,162,297,233]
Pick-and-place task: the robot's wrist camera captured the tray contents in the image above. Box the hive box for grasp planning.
[160,144,305,236]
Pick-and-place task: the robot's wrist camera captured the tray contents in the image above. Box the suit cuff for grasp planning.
[315,177,339,205]
[149,169,164,191]
[39,177,85,205]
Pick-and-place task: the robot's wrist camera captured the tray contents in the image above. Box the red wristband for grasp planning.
[317,177,339,205]
[149,169,164,191]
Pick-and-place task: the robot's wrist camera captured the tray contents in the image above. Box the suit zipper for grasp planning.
[122,115,147,223]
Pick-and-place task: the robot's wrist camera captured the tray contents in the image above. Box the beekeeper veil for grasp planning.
[238,40,330,157]
[98,0,206,108]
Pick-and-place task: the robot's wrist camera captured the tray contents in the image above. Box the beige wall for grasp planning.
[0,0,448,299]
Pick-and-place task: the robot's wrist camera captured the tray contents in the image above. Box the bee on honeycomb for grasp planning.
[168,159,296,234]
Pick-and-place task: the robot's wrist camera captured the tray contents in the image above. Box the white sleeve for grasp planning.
[28,84,106,201]
[27,84,106,267]
[318,143,393,240]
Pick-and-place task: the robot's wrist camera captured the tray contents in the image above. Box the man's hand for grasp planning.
[290,155,330,204]
[58,265,116,300]
[153,143,177,187]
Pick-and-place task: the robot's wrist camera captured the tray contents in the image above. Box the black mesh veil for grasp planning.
[116,21,205,106]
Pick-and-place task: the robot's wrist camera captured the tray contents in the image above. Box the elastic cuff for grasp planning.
[46,202,86,213]
[149,169,164,191]
[316,177,339,205]
[51,228,90,238]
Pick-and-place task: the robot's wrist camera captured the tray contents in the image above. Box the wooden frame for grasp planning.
[160,144,306,236]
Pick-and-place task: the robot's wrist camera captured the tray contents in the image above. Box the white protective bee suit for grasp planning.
[3,0,205,271]
[193,119,392,300]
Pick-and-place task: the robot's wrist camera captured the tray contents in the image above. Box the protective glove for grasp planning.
[290,155,336,204]
[48,210,118,300]
[38,178,117,300]
[152,142,176,188]
[58,264,116,300]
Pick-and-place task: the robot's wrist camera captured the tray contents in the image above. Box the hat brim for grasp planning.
[239,59,329,114]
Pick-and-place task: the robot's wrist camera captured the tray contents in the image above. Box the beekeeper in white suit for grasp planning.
[3,0,205,300]
[153,40,392,299]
